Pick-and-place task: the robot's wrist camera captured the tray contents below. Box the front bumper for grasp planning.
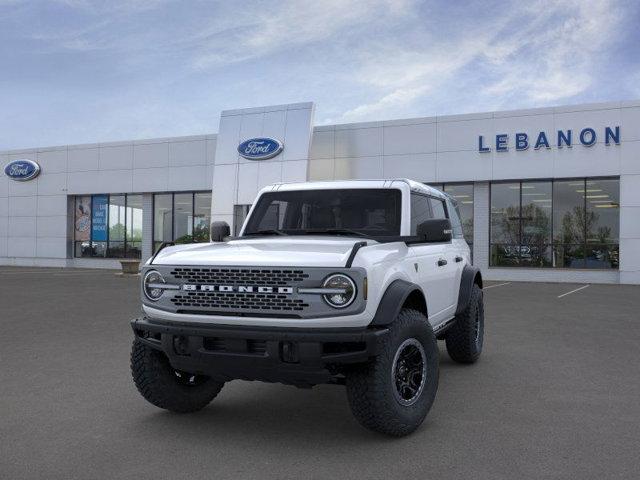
[131,317,389,387]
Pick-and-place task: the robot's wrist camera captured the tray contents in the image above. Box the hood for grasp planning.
[151,236,371,267]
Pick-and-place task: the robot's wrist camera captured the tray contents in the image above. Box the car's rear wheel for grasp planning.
[445,283,484,363]
[345,309,439,436]
[131,339,224,413]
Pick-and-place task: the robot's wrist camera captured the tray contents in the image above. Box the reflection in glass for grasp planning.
[126,194,143,258]
[154,194,172,252]
[173,193,193,244]
[194,193,212,243]
[108,195,126,257]
[520,181,552,267]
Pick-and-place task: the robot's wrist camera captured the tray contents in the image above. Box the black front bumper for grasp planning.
[131,317,389,387]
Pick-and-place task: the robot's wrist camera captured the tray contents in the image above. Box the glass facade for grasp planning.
[153,192,212,252]
[74,193,143,258]
[490,178,619,269]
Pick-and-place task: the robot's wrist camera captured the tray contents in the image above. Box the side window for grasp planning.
[446,197,464,238]
[410,193,432,234]
[430,197,447,220]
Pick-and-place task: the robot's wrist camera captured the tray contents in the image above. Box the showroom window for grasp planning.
[152,192,212,252]
[74,194,143,258]
[428,183,474,249]
[490,178,619,269]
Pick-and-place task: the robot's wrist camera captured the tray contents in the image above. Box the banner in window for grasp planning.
[74,196,91,241]
[91,194,108,242]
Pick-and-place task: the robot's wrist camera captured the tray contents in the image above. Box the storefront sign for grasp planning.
[478,126,621,152]
[4,159,41,181]
[91,195,108,242]
[238,138,283,160]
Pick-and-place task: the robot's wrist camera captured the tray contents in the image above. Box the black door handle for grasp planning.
[455,256,463,263]
[437,259,447,267]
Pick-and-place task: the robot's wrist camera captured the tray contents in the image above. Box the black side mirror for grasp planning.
[210,221,231,242]
[416,218,452,242]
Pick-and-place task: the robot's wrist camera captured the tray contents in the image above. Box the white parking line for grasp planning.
[557,284,590,298]
[483,282,511,290]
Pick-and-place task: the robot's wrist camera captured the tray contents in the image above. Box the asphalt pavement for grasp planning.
[1,268,639,479]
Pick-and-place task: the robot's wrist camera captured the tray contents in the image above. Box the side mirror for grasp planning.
[416,218,452,243]
[210,221,231,242]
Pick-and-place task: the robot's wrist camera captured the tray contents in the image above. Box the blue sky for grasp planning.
[1,0,639,150]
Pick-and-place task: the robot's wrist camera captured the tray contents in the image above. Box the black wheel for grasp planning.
[345,309,439,436]
[445,283,484,363]
[131,339,224,413]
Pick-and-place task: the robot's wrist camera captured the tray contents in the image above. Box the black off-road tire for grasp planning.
[131,339,224,413]
[445,283,484,363]
[345,309,439,436]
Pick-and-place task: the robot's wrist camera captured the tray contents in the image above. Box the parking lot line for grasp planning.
[483,282,511,290]
[557,284,590,298]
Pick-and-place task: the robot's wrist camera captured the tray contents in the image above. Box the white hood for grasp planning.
[151,236,370,267]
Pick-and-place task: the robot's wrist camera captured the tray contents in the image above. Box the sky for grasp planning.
[1,0,639,150]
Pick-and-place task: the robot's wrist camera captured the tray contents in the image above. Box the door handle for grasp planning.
[437,258,447,267]
[455,256,463,263]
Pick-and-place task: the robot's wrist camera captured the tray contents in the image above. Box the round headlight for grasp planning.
[143,270,166,301]
[322,274,356,308]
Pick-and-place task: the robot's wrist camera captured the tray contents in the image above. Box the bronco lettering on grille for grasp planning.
[182,285,294,294]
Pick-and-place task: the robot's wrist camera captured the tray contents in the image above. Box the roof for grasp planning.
[264,178,446,198]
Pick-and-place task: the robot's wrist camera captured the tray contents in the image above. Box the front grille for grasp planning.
[170,267,309,286]
[170,291,310,311]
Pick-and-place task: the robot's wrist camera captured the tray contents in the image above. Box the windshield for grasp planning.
[243,188,402,237]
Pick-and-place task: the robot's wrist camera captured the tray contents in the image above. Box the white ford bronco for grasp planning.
[131,179,484,436]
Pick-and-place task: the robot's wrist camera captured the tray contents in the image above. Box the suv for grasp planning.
[130,179,484,436]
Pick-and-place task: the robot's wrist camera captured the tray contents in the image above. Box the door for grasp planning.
[429,196,459,320]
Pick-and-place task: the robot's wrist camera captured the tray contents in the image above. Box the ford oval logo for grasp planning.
[237,137,283,160]
[4,159,41,181]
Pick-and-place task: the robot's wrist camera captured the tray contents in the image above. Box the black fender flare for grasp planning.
[455,265,483,316]
[370,279,426,326]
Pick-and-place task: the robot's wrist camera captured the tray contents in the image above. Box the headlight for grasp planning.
[322,274,356,308]
[143,270,166,301]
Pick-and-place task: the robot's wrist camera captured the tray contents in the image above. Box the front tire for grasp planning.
[445,283,484,363]
[345,309,439,436]
[131,339,224,413]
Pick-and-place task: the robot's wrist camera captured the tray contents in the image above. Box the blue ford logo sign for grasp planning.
[237,137,283,160]
[4,159,41,181]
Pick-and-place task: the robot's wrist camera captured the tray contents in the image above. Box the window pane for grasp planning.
[108,195,125,258]
[244,189,402,236]
[154,194,173,246]
[491,183,520,244]
[194,192,211,243]
[553,244,586,268]
[553,180,586,245]
[490,244,520,267]
[585,243,619,269]
[585,179,619,244]
[74,196,92,258]
[444,183,473,244]
[410,194,432,235]
[126,194,143,259]
[520,181,552,267]
[174,193,193,243]
[430,198,447,219]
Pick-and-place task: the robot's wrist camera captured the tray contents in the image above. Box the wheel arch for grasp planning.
[455,265,482,316]
[370,279,428,326]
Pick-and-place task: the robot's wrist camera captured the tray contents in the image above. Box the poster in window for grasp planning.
[91,195,108,242]
[74,196,91,241]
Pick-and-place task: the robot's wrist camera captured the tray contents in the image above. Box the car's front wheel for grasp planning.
[345,309,439,436]
[131,339,224,413]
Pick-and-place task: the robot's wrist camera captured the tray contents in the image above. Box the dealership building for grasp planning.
[1,100,639,284]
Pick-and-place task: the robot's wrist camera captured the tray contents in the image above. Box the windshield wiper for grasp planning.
[243,229,287,237]
[303,228,371,238]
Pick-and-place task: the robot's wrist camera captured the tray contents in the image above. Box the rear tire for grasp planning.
[445,283,484,363]
[131,339,224,413]
[345,309,439,436]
